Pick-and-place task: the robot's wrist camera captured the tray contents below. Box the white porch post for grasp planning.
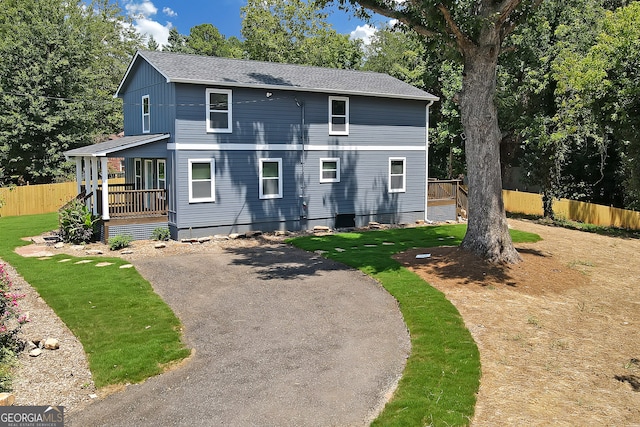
[100,157,110,220]
[91,157,99,215]
[83,157,91,207]
[75,158,82,195]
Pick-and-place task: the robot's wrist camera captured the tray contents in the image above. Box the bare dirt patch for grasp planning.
[395,219,640,426]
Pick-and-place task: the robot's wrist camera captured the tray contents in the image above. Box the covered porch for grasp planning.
[64,134,171,240]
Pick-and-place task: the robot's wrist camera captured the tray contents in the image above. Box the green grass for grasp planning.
[0,213,190,388]
[289,225,540,427]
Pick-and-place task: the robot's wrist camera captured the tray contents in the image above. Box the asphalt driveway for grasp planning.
[68,244,410,427]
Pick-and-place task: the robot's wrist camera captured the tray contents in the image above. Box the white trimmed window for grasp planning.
[389,157,406,193]
[157,159,166,190]
[142,95,150,133]
[319,158,340,183]
[188,159,215,203]
[206,88,232,133]
[134,158,142,190]
[259,158,283,199]
[329,96,349,135]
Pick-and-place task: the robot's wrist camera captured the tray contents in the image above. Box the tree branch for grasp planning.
[350,0,442,39]
[436,3,476,52]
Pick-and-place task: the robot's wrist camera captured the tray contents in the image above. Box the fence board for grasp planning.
[503,190,640,230]
[0,179,125,217]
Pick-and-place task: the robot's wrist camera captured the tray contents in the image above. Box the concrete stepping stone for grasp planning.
[364,244,377,247]
[335,248,346,252]
[37,257,52,261]
[74,260,92,264]
[58,259,72,263]
[382,242,395,245]
[120,264,134,269]
[95,262,114,267]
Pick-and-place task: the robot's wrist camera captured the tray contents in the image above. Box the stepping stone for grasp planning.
[314,250,327,255]
[335,248,346,252]
[364,244,377,247]
[74,260,92,264]
[37,257,52,260]
[382,242,395,245]
[58,259,72,263]
[95,262,114,267]
[120,264,134,269]
[415,253,431,259]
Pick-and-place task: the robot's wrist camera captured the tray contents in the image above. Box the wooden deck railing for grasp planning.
[97,189,167,218]
[428,179,460,200]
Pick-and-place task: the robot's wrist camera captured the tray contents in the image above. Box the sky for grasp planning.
[113,0,391,48]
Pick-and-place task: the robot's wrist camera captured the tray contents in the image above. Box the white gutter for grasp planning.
[425,100,435,223]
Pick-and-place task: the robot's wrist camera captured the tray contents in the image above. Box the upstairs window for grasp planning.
[188,159,215,203]
[259,158,283,199]
[389,157,406,193]
[142,95,150,133]
[329,96,349,135]
[319,158,340,183]
[206,88,232,133]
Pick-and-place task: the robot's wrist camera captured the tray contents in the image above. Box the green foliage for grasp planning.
[0,0,142,185]
[0,213,190,388]
[0,263,27,359]
[108,234,133,251]
[0,347,17,393]
[187,24,243,58]
[59,199,100,244]
[151,227,170,241]
[290,225,540,426]
[241,0,362,69]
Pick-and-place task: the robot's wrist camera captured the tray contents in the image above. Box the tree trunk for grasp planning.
[459,29,521,264]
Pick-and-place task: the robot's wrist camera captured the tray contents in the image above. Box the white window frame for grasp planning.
[259,158,283,199]
[188,159,215,203]
[389,157,406,193]
[134,158,142,190]
[319,158,340,183]
[328,96,349,135]
[157,159,166,190]
[142,95,150,133]
[206,88,232,133]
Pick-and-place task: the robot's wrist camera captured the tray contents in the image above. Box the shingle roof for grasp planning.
[64,134,170,157]
[116,50,438,102]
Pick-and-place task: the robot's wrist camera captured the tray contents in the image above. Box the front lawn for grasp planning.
[289,225,540,427]
[0,213,190,388]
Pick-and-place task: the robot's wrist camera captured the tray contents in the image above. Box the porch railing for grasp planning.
[97,188,167,218]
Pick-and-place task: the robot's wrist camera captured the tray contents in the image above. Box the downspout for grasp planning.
[295,98,307,219]
[425,100,435,223]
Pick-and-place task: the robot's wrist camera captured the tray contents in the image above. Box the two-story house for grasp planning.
[64,50,439,240]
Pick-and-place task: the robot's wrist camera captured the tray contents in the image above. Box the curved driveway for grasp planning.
[69,244,410,427]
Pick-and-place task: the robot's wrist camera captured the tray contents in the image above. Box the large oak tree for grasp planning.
[326,0,545,263]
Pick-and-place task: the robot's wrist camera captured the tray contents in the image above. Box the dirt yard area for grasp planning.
[395,218,640,426]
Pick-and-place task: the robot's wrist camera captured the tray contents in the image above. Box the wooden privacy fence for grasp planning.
[503,190,640,230]
[0,179,125,217]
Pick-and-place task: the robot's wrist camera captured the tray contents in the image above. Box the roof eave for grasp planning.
[168,78,440,102]
[114,51,171,98]
[64,134,171,158]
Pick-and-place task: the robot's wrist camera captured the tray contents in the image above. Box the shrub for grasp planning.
[0,263,27,379]
[59,199,100,244]
[109,234,133,251]
[151,227,170,241]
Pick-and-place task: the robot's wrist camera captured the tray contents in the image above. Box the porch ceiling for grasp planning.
[64,134,170,158]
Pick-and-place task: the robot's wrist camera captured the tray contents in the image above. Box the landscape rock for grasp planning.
[85,249,103,255]
[313,226,331,232]
[274,230,289,236]
[44,338,60,350]
[197,237,211,243]
[54,242,65,249]
[244,230,262,238]
[154,243,166,249]
[0,393,15,406]
[120,250,134,255]
[71,245,84,251]
[29,348,43,357]
[228,233,241,239]
[213,234,229,240]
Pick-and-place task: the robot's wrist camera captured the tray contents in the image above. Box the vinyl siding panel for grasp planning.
[121,61,175,137]
[174,86,426,147]
[172,148,425,235]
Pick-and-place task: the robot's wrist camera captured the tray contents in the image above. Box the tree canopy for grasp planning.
[0,0,141,185]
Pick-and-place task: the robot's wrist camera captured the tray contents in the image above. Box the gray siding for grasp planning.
[107,221,168,241]
[172,148,425,235]
[174,85,426,147]
[428,203,457,222]
[121,61,176,137]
